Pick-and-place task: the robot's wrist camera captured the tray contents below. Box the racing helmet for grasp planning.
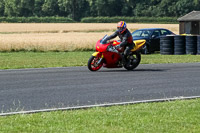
[117,21,127,34]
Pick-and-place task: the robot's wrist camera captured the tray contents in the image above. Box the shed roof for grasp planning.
[177,11,200,21]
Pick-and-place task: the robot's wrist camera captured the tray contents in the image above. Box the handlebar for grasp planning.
[107,45,119,53]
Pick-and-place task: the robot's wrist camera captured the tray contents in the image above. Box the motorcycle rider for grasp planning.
[106,21,135,65]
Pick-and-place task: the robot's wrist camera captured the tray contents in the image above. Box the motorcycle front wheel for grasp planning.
[88,56,103,71]
[124,52,141,71]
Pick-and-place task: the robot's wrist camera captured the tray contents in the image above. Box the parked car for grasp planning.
[132,28,175,54]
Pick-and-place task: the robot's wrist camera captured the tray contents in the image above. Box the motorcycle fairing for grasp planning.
[92,52,101,57]
[96,40,110,52]
[92,51,121,68]
[132,39,146,52]
[113,39,146,52]
[102,52,121,68]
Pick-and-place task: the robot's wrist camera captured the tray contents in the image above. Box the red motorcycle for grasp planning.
[88,35,146,71]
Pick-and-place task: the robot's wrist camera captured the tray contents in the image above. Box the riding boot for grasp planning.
[120,53,126,65]
[124,56,131,66]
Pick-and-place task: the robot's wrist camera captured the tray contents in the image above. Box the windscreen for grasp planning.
[100,35,109,44]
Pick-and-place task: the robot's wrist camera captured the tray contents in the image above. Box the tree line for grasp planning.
[0,0,199,21]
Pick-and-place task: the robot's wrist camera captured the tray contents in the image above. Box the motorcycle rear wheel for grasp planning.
[88,56,103,71]
[124,52,141,71]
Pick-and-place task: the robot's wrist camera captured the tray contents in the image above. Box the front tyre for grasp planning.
[88,56,103,71]
[124,52,141,71]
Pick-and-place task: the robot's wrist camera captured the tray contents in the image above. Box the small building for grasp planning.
[177,11,200,35]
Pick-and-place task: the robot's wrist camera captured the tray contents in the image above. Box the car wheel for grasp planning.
[142,45,150,54]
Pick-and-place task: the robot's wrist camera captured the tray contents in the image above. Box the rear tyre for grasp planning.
[88,56,103,71]
[124,52,141,71]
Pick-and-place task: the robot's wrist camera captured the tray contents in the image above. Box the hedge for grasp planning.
[0,17,75,23]
[81,17,178,24]
[0,16,178,23]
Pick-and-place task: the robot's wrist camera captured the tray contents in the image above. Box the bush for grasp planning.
[81,17,178,24]
[0,16,178,23]
[0,17,75,23]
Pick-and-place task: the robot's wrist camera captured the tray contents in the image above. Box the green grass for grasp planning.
[0,99,200,132]
[0,51,93,69]
[0,51,199,69]
[141,54,200,64]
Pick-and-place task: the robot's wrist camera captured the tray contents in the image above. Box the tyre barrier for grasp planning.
[186,36,197,55]
[197,36,200,55]
[174,35,186,55]
[160,36,174,55]
[160,35,199,55]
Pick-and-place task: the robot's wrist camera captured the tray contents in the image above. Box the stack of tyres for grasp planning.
[160,36,174,55]
[174,35,186,55]
[198,36,200,55]
[186,36,197,55]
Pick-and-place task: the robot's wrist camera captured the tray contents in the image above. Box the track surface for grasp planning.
[0,63,200,113]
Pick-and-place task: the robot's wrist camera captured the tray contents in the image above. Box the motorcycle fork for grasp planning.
[97,54,104,65]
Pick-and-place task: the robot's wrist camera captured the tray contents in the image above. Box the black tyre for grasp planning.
[160,36,174,55]
[124,52,141,71]
[197,36,200,55]
[88,56,103,71]
[186,36,197,55]
[174,35,186,55]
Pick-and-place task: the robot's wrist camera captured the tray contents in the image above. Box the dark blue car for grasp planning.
[132,28,175,54]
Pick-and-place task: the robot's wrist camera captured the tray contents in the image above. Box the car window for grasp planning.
[132,30,143,37]
[160,29,170,35]
[152,30,160,38]
[141,30,151,37]
[132,30,152,37]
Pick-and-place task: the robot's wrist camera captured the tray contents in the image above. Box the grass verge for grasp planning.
[0,51,199,69]
[0,51,92,69]
[0,99,200,132]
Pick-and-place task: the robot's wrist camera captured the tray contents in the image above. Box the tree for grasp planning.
[4,0,34,17]
[34,0,45,16]
[121,0,132,16]
[95,0,109,16]
[42,0,59,16]
[175,0,196,17]
[88,0,97,17]
[58,0,89,21]
[107,0,124,16]
[21,0,35,16]
[158,0,179,16]
[4,0,20,16]
[1,0,200,20]
[0,0,4,16]
[88,0,129,17]
[193,0,200,10]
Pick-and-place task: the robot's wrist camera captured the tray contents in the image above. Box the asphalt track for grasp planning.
[0,63,200,113]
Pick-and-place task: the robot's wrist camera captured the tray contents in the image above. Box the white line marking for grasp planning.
[1,96,200,116]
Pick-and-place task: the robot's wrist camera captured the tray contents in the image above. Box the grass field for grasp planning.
[0,99,200,132]
[0,23,179,52]
[0,52,199,69]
